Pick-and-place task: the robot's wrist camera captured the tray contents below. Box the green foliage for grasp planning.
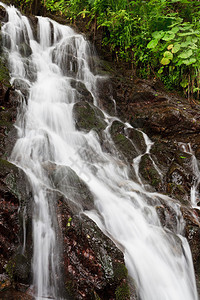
[30,0,200,99]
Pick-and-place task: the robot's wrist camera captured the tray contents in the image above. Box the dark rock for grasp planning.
[0,159,33,291]
[13,79,30,101]
[73,101,106,136]
[126,127,146,154]
[181,207,200,295]
[71,80,93,103]
[46,163,94,212]
[139,153,162,190]
[18,43,32,57]
[0,5,7,23]
[57,198,130,300]
[110,120,138,164]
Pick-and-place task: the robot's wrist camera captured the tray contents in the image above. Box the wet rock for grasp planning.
[0,5,7,23]
[47,163,94,212]
[96,77,116,115]
[57,198,130,300]
[73,101,106,136]
[13,78,30,101]
[139,153,162,190]
[166,152,193,205]
[181,207,200,295]
[0,159,33,293]
[71,80,93,103]
[110,120,138,164]
[126,128,146,154]
[18,43,32,57]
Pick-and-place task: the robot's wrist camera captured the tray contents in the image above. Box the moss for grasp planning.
[0,57,10,87]
[5,259,16,281]
[73,101,106,135]
[139,154,161,189]
[113,262,128,281]
[115,282,130,300]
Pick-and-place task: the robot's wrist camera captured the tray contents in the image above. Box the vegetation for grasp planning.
[21,0,200,99]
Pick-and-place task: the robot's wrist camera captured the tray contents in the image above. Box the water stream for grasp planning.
[0,3,198,300]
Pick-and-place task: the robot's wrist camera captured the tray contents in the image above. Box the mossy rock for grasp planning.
[70,80,93,103]
[18,43,32,57]
[0,57,10,87]
[126,127,146,154]
[48,164,94,212]
[73,101,106,136]
[139,153,162,190]
[115,282,130,300]
[6,254,31,284]
[113,262,128,281]
[110,120,138,164]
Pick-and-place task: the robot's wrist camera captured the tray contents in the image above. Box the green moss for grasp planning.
[0,57,10,87]
[139,154,161,189]
[115,282,130,300]
[113,262,128,281]
[5,259,16,281]
[74,101,106,134]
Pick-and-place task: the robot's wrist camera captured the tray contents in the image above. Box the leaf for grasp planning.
[147,39,159,49]
[171,26,180,33]
[182,58,197,65]
[162,32,175,41]
[152,31,164,39]
[161,57,170,65]
[172,43,181,53]
[180,79,188,88]
[167,44,173,50]
[178,31,199,36]
[158,67,164,74]
[164,51,173,60]
[178,49,193,59]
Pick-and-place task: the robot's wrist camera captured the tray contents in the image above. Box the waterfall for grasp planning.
[0,3,198,300]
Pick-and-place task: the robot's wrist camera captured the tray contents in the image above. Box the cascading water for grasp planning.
[0,3,199,299]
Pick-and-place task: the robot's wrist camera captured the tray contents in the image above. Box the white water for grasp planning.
[0,3,198,300]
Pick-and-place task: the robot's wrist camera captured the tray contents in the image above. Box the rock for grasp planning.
[70,80,93,103]
[0,5,7,23]
[166,152,193,205]
[181,207,200,295]
[73,101,106,136]
[110,120,138,164]
[18,43,32,57]
[47,163,94,212]
[12,79,30,101]
[139,153,162,190]
[0,159,33,292]
[95,77,116,115]
[57,197,130,299]
[126,128,146,154]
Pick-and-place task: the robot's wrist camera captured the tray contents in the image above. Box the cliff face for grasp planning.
[0,2,200,299]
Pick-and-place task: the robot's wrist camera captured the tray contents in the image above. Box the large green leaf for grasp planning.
[178,31,199,36]
[147,39,159,49]
[178,49,193,59]
[152,31,164,39]
[172,43,181,53]
[162,32,175,41]
[161,57,170,65]
[182,58,197,65]
[171,26,180,33]
[164,51,173,60]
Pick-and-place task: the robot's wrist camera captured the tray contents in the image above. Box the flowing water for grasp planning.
[0,3,199,300]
